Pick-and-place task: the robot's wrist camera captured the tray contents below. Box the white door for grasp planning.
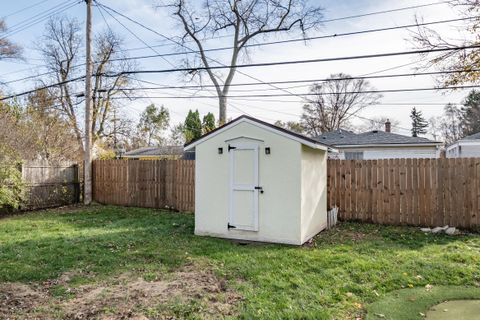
[229,143,259,231]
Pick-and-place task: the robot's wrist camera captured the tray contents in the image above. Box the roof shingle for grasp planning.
[314,129,440,146]
[124,146,184,157]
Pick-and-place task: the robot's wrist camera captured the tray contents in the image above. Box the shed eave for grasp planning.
[184,116,329,151]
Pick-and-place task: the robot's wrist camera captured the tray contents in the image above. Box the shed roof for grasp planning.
[314,129,441,147]
[124,146,184,157]
[184,115,330,151]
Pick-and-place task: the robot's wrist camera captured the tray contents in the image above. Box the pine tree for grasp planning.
[184,110,202,143]
[461,90,480,135]
[410,107,428,137]
[202,112,216,134]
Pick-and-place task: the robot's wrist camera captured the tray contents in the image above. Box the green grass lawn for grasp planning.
[0,206,479,319]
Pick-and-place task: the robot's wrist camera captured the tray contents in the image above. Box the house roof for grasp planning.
[314,129,441,147]
[459,132,480,141]
[124,146,184,157]
[184,115,330,151]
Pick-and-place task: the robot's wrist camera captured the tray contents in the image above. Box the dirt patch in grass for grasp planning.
[0,265,242,319]
[0,282,49,318]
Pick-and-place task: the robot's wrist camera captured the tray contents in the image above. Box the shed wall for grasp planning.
[194,121,303,244]
[300,145,328,243]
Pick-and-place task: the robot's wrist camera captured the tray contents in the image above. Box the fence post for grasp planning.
[73,164,81,204]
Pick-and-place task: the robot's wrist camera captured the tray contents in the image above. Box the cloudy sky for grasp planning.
[0,0,472,137]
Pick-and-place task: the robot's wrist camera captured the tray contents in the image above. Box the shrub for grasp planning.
[0,144,25,209]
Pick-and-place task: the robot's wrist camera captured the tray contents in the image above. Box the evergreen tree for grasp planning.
[184,110,202,143]
[202,112,216,134]
[410,107,428,137]
[461,90,480,135]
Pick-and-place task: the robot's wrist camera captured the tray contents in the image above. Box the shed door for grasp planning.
[229,143,259,231]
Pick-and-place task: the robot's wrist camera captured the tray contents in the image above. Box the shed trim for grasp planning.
[184,115,329,151]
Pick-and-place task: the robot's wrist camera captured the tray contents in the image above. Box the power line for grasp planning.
[95,3,176,69]
[6,13,452,84]
[94,0,456,132]
[4,3,466,89]
[65,44,479,78]
[100,15,479,63]
[3,46,477,101]
[108,69,480,92]
[101,1,437,133]
[99,84,480,99]
[1,1,80,39]
[2,0,51,19]
[124,0,452,53]
[320,1,450,23]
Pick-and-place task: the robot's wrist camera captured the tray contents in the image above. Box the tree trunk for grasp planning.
[219,95,227,125]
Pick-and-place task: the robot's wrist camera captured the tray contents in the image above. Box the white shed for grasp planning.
[184,115,330,245]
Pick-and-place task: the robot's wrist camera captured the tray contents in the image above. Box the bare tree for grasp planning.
[356,116,400,133]
[412,1,480,86]
[38,16,134,157]
[171,0,324,124]
[301,73,382,136]
[274,120,304,134]
[0,90,79,163]
[440,103,465,144]
[0,19,22,60]
[427,104,465,144]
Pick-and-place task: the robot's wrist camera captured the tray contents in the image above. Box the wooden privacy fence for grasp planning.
[327,158,480,229]
[93,160,195,212]
[22,161,80,210]
[92,158,480,229]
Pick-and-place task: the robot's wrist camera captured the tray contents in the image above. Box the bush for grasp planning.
[0,144,25,209]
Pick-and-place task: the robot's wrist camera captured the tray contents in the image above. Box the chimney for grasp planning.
[385,119,391,133]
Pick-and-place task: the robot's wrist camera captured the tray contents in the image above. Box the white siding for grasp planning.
[300,145,327,244]
[447,142,480,158]
[331,146,439,160]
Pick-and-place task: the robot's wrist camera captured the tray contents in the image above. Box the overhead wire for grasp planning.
[2,0,52,19]
[1,1,80,39]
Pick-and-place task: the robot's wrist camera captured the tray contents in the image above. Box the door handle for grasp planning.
[254,186,264,194]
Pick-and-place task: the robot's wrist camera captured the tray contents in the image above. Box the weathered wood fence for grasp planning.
[327,158,480,229]
[92,158,480,229]
[22,161,80,210]
[93,160,195,212]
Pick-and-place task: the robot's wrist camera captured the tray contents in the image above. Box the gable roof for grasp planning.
[124,146,184,157]
[184,115,330,151]
[314,129,441,147]
[459,132,480,141]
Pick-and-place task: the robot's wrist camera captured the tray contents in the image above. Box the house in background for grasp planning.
[122,146,194,160]
[314,120,442,160]
[446,132,480,158]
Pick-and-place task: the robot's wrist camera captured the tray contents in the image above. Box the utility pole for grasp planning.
[84,0,93,204]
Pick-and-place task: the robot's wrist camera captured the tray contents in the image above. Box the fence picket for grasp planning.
[92,158,480,229]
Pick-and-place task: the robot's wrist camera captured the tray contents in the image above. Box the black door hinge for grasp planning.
[228,144,237,152]
[228,223,237,229]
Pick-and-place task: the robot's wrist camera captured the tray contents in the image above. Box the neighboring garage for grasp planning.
[184,115,330,245]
